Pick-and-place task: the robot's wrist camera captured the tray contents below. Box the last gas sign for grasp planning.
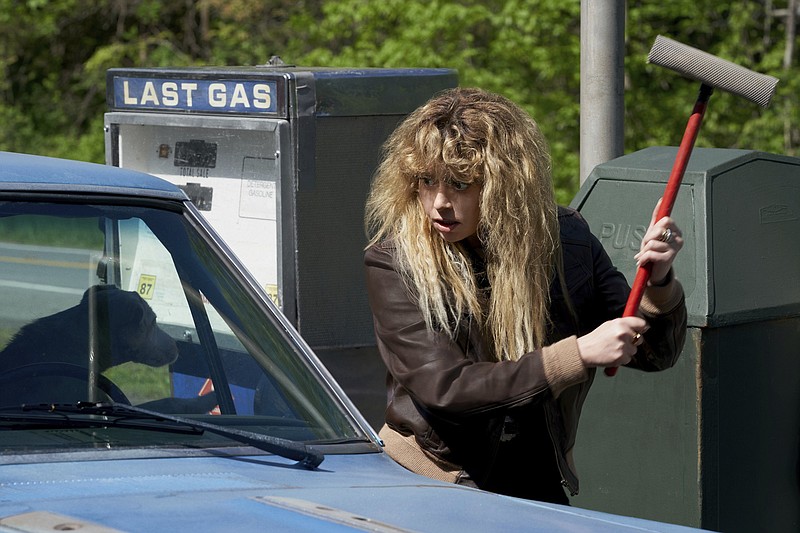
[112,77,278,114]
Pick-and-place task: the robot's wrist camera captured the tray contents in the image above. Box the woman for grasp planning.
[364,87,687,503]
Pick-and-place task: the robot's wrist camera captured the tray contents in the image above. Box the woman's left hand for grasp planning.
[634,200,684,286]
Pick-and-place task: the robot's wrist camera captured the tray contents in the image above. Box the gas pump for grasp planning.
[104,63,457,425]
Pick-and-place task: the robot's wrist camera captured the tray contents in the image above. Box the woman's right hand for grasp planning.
[576,317,649,368]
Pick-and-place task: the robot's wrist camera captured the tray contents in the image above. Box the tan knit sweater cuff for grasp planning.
[640,270,684,316]
[542,335,588,398]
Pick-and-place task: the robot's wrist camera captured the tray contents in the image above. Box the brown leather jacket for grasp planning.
[365,207,687,496]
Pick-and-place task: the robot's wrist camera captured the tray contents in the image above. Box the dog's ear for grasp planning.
[77,285,120,371]
[106,288,147,330]
[82,285,150,344]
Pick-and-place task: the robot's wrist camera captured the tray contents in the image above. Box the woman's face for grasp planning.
[417,176,481,247]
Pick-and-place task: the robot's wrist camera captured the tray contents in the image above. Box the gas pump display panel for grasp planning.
[106,113,289,309]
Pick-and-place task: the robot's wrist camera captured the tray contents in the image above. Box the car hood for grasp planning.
[0,451,700,532]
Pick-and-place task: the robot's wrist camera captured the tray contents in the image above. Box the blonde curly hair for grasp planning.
[365,87,559,361]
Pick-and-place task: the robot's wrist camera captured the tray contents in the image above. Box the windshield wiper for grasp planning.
[0,406,203,435]
[1,402,324,469]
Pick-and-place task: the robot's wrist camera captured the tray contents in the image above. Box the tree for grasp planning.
[0,0,313,163]
[0,0,794,202]
[626,0,792,156]
[284,0,582,202]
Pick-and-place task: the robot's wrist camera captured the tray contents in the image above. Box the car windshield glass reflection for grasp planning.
[0,202,360,453]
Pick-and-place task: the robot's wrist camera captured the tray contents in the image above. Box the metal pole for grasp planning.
[784,0,797,69]
[580,0,625,184]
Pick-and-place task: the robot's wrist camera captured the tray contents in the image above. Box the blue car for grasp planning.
[0,151,703,532]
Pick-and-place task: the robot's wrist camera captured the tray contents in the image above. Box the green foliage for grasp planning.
[0,0,109,160]
[0,0,796,202]
[285,0,581,202]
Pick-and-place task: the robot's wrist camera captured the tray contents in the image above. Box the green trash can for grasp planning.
[569,146,800,532]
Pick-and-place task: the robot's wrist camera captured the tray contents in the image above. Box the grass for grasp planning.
[0,328,13,350]
[0,216,103,249]
[104,362,173,405]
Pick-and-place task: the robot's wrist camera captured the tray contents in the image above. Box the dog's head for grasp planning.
[81,285,179,368]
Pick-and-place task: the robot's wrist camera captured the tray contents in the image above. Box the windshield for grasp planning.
[0,199,363,455]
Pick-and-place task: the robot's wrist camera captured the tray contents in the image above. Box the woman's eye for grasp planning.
[419,177,436,187]
[449,180,470,191]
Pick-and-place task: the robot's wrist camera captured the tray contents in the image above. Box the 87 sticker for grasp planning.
[137,274,157,300]
[265,284,280,306]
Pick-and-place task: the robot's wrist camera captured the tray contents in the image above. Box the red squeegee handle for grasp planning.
[604,84,712,377]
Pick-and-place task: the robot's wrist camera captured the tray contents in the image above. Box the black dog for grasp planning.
[0,285,178,373]
[0,285,216,413]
